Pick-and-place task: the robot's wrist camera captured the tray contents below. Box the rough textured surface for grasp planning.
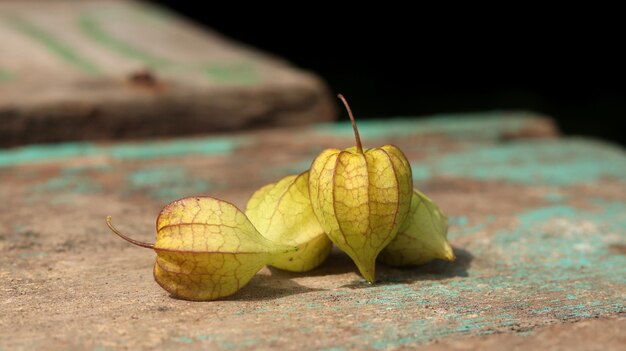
[422,316,626,351]
[0,0,334,146]
[1,113,625,350]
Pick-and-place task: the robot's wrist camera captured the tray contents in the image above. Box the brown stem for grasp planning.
[337,93,363,154]
[106,216,154,249]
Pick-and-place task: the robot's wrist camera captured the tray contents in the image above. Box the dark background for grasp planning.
[152,2,626,146]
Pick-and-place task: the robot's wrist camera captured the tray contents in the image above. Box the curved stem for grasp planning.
[337,93,363,154]
[106,216,154,249]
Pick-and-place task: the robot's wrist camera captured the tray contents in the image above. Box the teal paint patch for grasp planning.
[449,216,468,226]
[306,302,322,309]
[4,16,100,74]
[33,173,102,195]
[447,215,493,240]
[18,164,115,203]
[495,202,626,272]
[315,113,535,140]
[0,137,244,167]
[416,282,461,299]
[544,192,566,203]
[358,321,374,330]
[516,206,576,225]
[367,314,496,349]
[25,167,103,203]
[107,138,241,160]
[412,168,431,182]
[531,306,553,314]
[412,139,626,185]
[218,338,259,350]
[128,166,211,201]
[172,336,193,344]
[351,200,626,348]
[0,142,98,167]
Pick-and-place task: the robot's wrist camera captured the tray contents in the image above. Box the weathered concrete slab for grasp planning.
[0,0,333,146]
[1,113,624,350]
[422,316,626,351]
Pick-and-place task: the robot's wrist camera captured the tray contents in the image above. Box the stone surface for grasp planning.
[1,113,625,350]
[0,0,333,146]
[422,316,626,351]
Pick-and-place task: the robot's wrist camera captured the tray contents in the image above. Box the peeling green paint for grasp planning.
[494,202,626,272]
[23,166,104,204]
[566,293,578,300]
[33,174,101,195]
[128,166,211,200]
[367,314,499,349]
[315,113,536,140]
[204,62,259,85]
[172,336,193,344]
[0,137,244,167]
[77,11,259,84]
[0,110,623,349]
[0,142,95,167]
[348,199,626,348]
[108,138,243,159]
[544,192,566,203]
[78,15,171,69]
[448,215,492,239]
[412,139,626,185]
[4,16,100,74]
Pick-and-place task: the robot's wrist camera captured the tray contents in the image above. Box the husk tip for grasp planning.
[358,263,376,284]
[442,242,456,261]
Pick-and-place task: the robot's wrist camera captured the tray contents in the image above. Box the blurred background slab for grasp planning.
[150,1,626,147]
[0,0,334,146]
